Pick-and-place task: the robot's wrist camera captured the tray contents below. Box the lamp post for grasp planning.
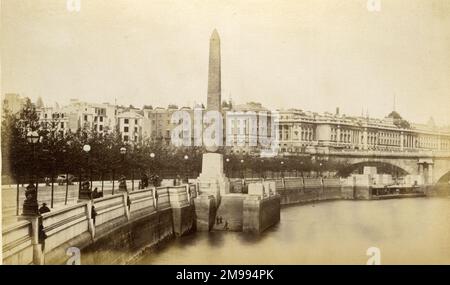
[260,159,264,179]
[62,144,70,205]
[280,161,285,178]
[22,131,40,216]
[83,145,91,188]
[300,161,304,178]
[184,154,189,183]
[225,158,230,177]
[79,144,91,200]
[240,159,245,179]
[150,152,155,178]
[119,147,127,192]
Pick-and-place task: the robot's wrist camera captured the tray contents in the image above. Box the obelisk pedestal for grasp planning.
[194,153,230,231]
[197,153,230,204]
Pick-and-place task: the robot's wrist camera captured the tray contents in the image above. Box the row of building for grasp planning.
[3,93,450,155]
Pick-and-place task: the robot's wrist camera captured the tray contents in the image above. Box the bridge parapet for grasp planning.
[168,185,190,208]
[2,220,33,265]
[3,183,197,264]
[128,188,156,218]
[155,187,171,209]
[284,177,304,190]
[94,194,128,229]
[327,150,435,158]
[41,202,93,254]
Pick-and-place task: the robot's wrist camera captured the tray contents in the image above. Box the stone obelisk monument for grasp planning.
[195,29,230,231]
[207,29,221,111]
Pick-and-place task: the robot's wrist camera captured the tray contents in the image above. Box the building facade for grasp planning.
[277,109,450,155]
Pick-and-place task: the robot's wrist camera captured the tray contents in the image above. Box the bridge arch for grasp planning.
[433,158,450,184]
[436,171,450,183]
[336,161,410,178]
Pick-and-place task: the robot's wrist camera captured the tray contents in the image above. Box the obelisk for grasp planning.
[195,29,229,231]
[207,29,221,111]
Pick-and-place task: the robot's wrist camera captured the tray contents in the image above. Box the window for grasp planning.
[84,115,88,121]
[134,127,138,133]
[124,135,129,141]
[124,118,129,124]
[124,126,129,132]
[61,122,64,128]
[100,117,103,122]
[99,125,103,131]
[135,119,138,124]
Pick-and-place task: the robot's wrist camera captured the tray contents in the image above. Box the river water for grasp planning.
[135,198,450,265]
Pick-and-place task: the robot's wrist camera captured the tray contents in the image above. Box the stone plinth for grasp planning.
[197,153,230,205]
[243,195,281,234]
[248,183,265,197]
[193,194,216,231]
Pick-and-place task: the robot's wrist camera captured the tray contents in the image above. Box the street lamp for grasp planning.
[79,144,92,200]
[83,144,91,180]
[184,155,189,183]
[225,158,230,177]
[119,147,127,192]
[26,130,40,144]
[83,144,91,153]
[240,159,244,179]
[149,152,156,186]
[281,161,285,178]
[22,131,41,216]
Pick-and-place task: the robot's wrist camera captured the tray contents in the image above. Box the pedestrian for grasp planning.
[38,220,47,251]
[91,205,97,225]
[92,187,101,199]
[38,203,51,215]
[45,177,51,186]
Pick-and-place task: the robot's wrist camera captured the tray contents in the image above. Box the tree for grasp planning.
[1,98,40,181]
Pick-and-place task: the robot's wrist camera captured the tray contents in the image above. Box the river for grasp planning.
[134,198,450,264]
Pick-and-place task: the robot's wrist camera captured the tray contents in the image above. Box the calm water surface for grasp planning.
[135,198,450,264]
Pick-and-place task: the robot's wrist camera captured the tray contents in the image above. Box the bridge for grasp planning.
[310,150,450,184]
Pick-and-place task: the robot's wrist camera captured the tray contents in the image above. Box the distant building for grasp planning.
[276,109,450,155]
[142,105,199,145]
[224,102,274,156]
[36,106,70,135]
[117,111,143,143]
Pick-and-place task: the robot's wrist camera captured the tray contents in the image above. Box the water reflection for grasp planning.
[134,198,450,264]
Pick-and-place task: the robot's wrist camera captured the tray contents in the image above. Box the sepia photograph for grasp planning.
[1,0,450,268]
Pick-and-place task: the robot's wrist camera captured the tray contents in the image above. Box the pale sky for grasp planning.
[2,0,450,125]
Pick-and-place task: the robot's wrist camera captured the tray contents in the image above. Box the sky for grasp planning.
[2,0,450,125]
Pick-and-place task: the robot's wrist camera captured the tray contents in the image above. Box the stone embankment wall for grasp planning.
[2,185,196,265]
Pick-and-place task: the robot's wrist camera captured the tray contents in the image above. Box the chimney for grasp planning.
[336,107,340,116]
